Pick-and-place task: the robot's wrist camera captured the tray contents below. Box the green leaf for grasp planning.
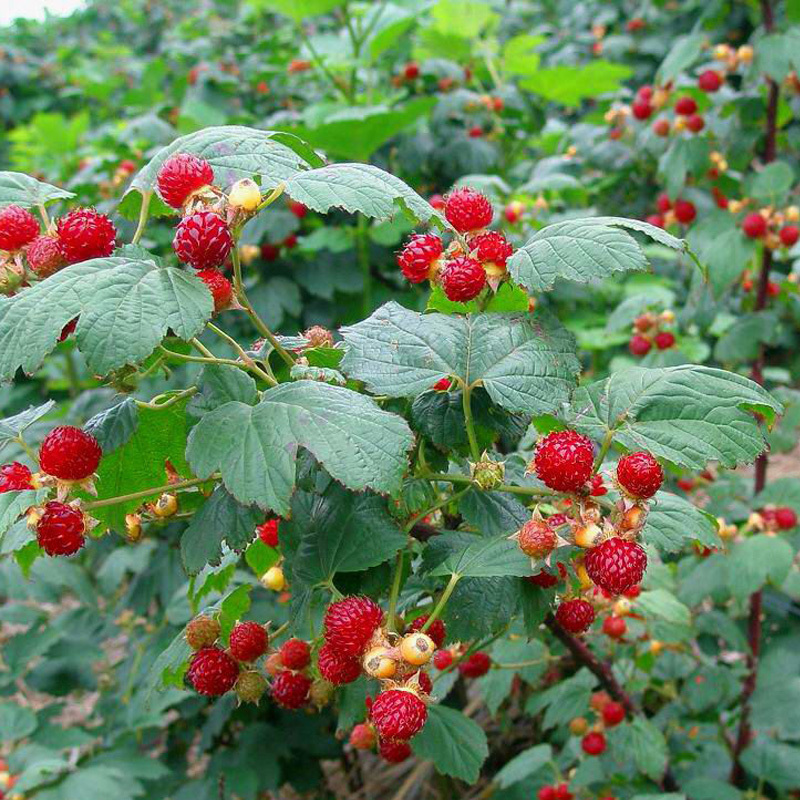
[422,532,532,578]
[459,490,530,536]
[495,744,552,788]
[620,717,668,780]
[188,364,259,417]
[682,779,741,800]
[714,312,781,364]
[411,705,488,784]
[340,302,579,415]
[741,738,800,791]
[0,256,212,380]
[444,576,519,640]
[526,669,597,729]
[747,161,795,206]
[520,61,632,106]
[569,366,782,469]
[659,138,711,197]
[642,492,721,552]
[688,211,755,296]
[246,0,344,21]
[636,590,691,627]
[0,489,48,539]
[726,535,794,600]
[657,33,704,83]
[753,30,800,81]
[0,171,74,208]
[0,401,55,452]
[84,399,139,454]
[754,476,800,512]
[186,381,413,515]
[0,701,37,741]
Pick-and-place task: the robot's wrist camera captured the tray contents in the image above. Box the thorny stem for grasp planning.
[84,474,218,510]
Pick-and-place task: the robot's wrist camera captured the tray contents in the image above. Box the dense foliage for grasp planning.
[1,2,799,799]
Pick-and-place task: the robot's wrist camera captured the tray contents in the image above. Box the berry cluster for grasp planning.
[566,690,627,773]
[645,193,695,229]
[628,308,677,357]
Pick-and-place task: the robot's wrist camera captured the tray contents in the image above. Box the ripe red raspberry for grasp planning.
[775,507,797,529]
[629,334,652,356]
[637,85,653,101]
[548,514,568,528]
[409,670,433,695]
[645,214,664,229]
[433,649,453,670]
[555,598,595,634]
[603,615,627,639]
[654,331,675,350]
[429,194,445,211]
[590,474,607,496]
[631,99,653,120]
[283,233,298,249]
[229,621,268,662]
[0,462,33,492]
[440,256,486,302]
[538,787,556,800]
[0,205,39,251]
[156,153,214,208]
[444,187,494,232]
[288,59,311,73]
[433,377,452,391]
[173,211,232,270]
[516,519,557,559]
[458,651,491,678]
[26,235,65,277]
[187,646,239,696]
[371,689,427,740]
[698,69,722,92]
[379,739,411,763]
[742,212,767,238]
[581,731,607,756]
[624,584,641,598]
[656,193,672,213]
[403,61,420,80]
[652,118,670,137]
[261,243,279,261]
[323,596,383,657]
[468,125,483,138]
[584,537,647,595]
[56,208,117,264]
[673,199,696,224]
[470,231,513,269]
[407,615,446,648]
[317,643,361,685]
[674,96,697,116]
[527,567,561,588]
[279,638,310,670]
[534,430,594,493]
[271,670,311,708]
[779,225,799,247]
[602,700,625,727]
[36,501,86,556]
[39,426,102,481]
[616,451,664,499]
[196,269,232,312]
[289,200,308,218]
[257,519,280,547]
[686,114,705,133]
[556,784,574,800]
[397,233,443,283]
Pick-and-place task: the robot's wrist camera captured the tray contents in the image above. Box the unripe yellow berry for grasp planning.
[737,45,754,64]
[399,633,435,666]
[262,565,285,591]
[362,646,397,679]
[569,716,589,736]
[153,493,178,518]
[228,178,262,211]
[574,523,601,549]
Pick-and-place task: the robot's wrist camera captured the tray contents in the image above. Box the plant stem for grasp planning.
[84,474,218,510]
[420,471,553,499]
[421,573,460,632]
[297,22,350,102]
[386,550,406,632]
[461,383,481,461]
[131,191,152,245]
[135,386,198,410]
[356,214,372,317]
[207,322,276,385]
[594,429,614,472]
[159,346,253,371]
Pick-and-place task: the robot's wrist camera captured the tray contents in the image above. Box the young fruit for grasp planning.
[349,723,376,750]
[533,430,595,493]
[26,235,65,277]
[458,651,491,678]
[581,731,607,756]
[185,616,221,650]
[616,451,664,498]
[173,211,233,270]
[279,638,310,670]
[698,69,722,92]
[187,646,239,696]
[371,688,428,740]
[742,212,767,238]
[433,649,453,670]
[397,233,443,283]
[399,633,435,666]
[584,537,648,595]
[779,225,799,247]
[38,426,102,481]
[775,507,797,529]
[235,670,267,704]
[555,598,595,634]
[156,153,214,208]
[407,615,447,648]
[652,118,670,136]
[444,187,494,232]
[36,501,86,556]
[0,462,33,493]
[318,643,361,685]
[288,200,308,218]
[527,566,562,588]
[504,200,524,223]
[228,178,261,211]
[265,652,284,676]
[153,493,178,518]
[516,519,557,559]
[673,199,696,224]
[439,255,486,302]
[261,565,285,591]
[470,231,514,274]
[229,621,268,662]
[654,331,675,350]
[257,519,280,547]
[674,96,698,116]
[686,114,705,132]
[379,739,412,764]
[323,596,383,657]
[602,616,627,639]
[56,208,117,264]
[602,700,626,727]
[363,646,398,679]
[629,334,652,356]
[196,269,233,312]
[271,670,311,709]
[0,205,40,253]
[569,716,589,736]
[403,61,420,80]
[631,99,653,120]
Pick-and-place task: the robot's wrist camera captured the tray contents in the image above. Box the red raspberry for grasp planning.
[645,214,664,229]
[656,193,672,213]
[555,598,595,634]
[440,256,486,302]
[554,785,573,800]
[196,269,232,312]
[229,621,268,662]
[187,645,239,696]
[674,96,698,116]
[468,125,483,138]
[590,474,607,496]
[698,70,722,92]
[686,114,705,132]
[538,788,556,800]
[505,201,524,223]
[602,700,625,727]
[677,477,695,492]
[407,615,446,648]
[323,596,383,657]
[379,739,411,763]
[411,670,433,695]
[371,689,427,740]
[350,723,376,750]
[654,331,675,350]
[288,59,311,73]
[317,643,361,685]
[0,205,39,251]
[444,187,493,232]
[433,649,453,670]
[602,616,626,639]
[458,651,491,678]
[527,568,561,588]
[403,61,420,80]
[433,377,452,391]
[279,638,310,670]
[548,514,568,528]
[631,99,653,120]
[429,194,446,211]
[283,233,298,249]
[36,501,86,556]
[775,507,797,529]
[534,430,594,493]
[779,225,799,247]
[616,451,664,498]
[581,731,607,755]
[156,153,214,208]
[257,519,280,547]
[673,199,696,224]
[637,85,653,101]
[272,670,311,708]
[652,118,670,136]
[742,212,766,238]
[173,211,232,270]
[288,200,308,218]
[584,537,647,595]
[0,462,33,492]
[39,426,102,481]
[56,208,117,264]
[470,231,513,269]
[397,233,443,283]
[516,519,557,559]
[629,334,651,356]
[26,235,65,277]
[624,584,641,598]
[260,243,279,261]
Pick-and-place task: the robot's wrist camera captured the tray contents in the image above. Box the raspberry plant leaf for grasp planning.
[642,491,721,552]
[422,531,533,578]
[494,743,553,789]
[186,381,414,514]
[187,364,259,416]
[0,171,75,208]
[0,489,49,539]
[443,576,520,640]
[0,401,55,453]
[726,535,794,600]
[84,398,140,454]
